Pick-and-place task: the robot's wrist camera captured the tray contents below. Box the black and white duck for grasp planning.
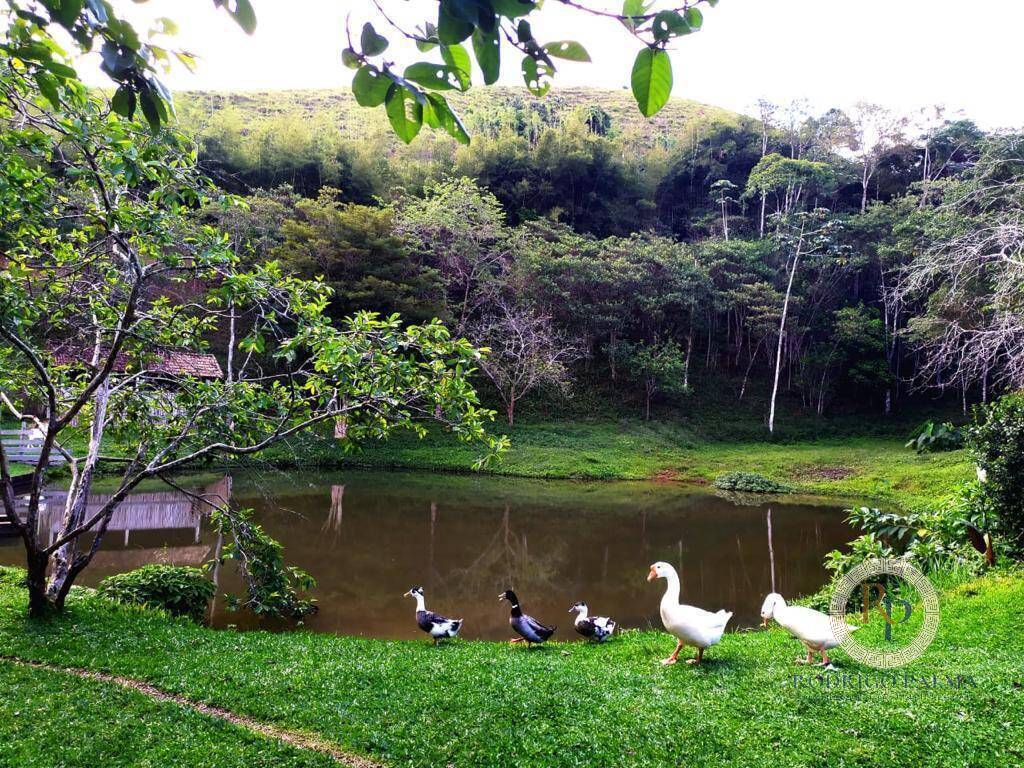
[404,586,463,644]
[569,601,617,642]
[499,589,555,646]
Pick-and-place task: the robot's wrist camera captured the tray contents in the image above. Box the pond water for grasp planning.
[0,471,852,640]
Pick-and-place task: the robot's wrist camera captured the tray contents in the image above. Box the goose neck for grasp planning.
[661,571,681,607]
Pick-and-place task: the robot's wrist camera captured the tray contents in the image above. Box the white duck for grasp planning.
[647,561,732,666]
[760,592,858,666]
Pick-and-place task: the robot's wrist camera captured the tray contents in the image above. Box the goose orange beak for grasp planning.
[646,566,658,582]
[761,617,769,628]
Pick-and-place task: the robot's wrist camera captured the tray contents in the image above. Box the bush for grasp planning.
[99,565,214,621]
[905,420,964,453]
[968,393,1024,553]
[713,471,787,494]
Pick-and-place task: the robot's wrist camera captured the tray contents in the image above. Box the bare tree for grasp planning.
[472,298,580,426]
[892,134,1024,392]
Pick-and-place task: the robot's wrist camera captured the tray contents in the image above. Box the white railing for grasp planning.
[0,427,67,465]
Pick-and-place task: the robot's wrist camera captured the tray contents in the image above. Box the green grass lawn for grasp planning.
[1,567,1021,767]
[0,660,337,768]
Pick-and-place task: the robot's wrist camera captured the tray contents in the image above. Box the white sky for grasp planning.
[83,0,1024,129]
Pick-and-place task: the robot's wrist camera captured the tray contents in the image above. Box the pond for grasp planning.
[0,471,852,640]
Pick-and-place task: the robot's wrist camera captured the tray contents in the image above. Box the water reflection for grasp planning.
[0,471,852,640]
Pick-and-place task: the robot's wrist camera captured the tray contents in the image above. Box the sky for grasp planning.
[83,0,1024,129]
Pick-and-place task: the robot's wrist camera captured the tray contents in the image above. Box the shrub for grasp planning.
[905,420,964,453]
[99,565,214,621]
[968,393,1024,553]
[713,471,787,494]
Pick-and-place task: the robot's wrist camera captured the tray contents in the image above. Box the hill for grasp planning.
[175,86,752,151]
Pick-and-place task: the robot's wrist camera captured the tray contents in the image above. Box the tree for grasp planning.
[766,210,845,434]
[844,102,909,213]
[275,189,446,323]
[2,0,723,145]
[471,298,579,426]
[709,179,738,240]
[621,339,688,420]
[0,65,502,616]
[892,134,1024,393]
[744,153,835,218]
[393,178,508,334]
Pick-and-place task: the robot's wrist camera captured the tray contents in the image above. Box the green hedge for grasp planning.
[713,471,787,494]
[99,565,214,621]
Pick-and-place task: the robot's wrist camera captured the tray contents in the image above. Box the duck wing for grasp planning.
[779,606,843,647]
[417,610,462,636]
[513,613,556,642]
[573,617,597,638]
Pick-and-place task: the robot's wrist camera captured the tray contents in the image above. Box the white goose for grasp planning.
[647,561,732,666]
[760,592,858,666]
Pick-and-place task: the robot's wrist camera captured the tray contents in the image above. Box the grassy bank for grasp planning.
[0,567,1021,767]
[286,420,972,512]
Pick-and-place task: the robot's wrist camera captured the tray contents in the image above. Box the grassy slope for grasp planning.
[301,420,972,512]
[0,569,1021,767]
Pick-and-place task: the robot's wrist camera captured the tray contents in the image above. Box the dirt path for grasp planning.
[0,655,383,768]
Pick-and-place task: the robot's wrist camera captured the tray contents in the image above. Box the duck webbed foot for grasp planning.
[661,639,684,665]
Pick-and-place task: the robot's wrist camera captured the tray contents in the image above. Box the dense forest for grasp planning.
[178,88,1018,427]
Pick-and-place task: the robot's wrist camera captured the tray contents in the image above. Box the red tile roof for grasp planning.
[49,345,223,379]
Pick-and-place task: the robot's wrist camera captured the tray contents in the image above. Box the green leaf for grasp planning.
[341,47,361,70]
[111,84,136,119]
[416,23,439,52]
[542,41,591,62]
[630,47,672,117]
[56,0,83,28]
[621,0,650,30]
[425,93,470,145]
[684,7,703,29]
[438,4,473,44]
[385,86,424,143]
[491,0,535,18]
[440,44,472,90]
[34,71,61,109]
[652,10,690,41]
[360,22,389,56]
[521,56,553,97]
[471,28,500,85]
[351,65,392,107]
[404,62,463,91]
[138,87,162,132]
[227,0,256,35]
